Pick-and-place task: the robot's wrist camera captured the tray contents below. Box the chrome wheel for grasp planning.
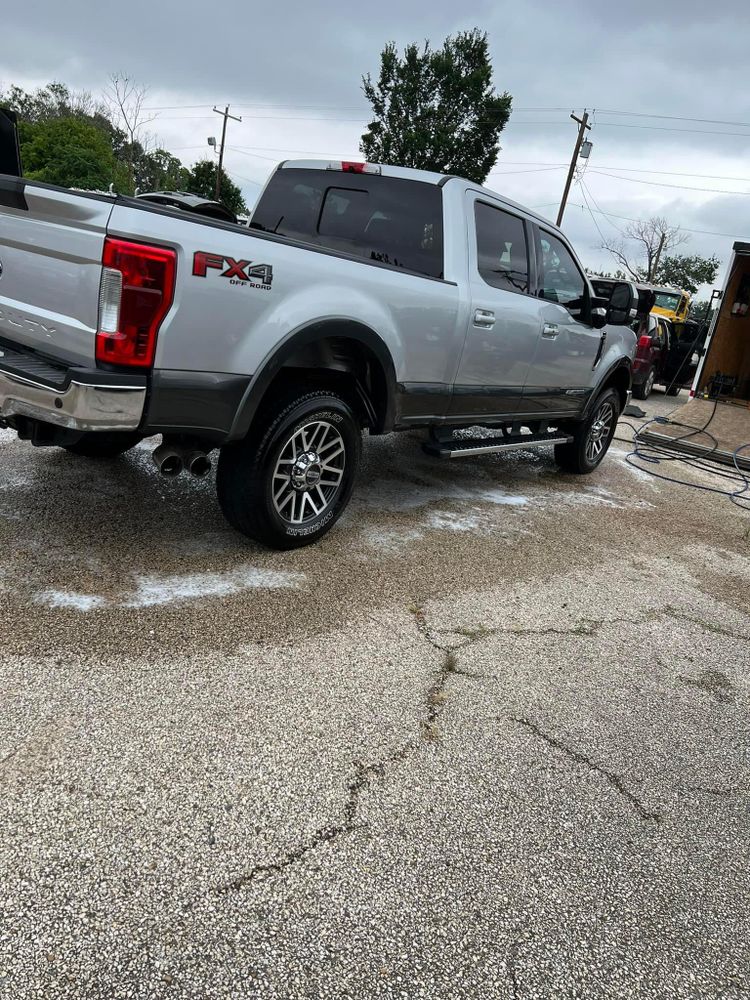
[585,400,615,465]
[272,420,345,525]
[644,368,655,398]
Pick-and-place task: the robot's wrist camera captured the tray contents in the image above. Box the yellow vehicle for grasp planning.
[651,286,691,324]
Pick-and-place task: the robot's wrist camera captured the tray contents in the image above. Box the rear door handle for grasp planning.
[542,322,559,339]
[474,309,495,328]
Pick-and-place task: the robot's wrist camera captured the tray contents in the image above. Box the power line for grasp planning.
[579,179,623,237]
[595,108,750,129]
[230,149,750,184]
[567,201,748,240]
[142,100,750,132]
[489,165,567,175]
[224,170,262,187]
[492,161,750,183]
[151,114,750,139]
[232,148,290,163]
[588,169,750,196]
[577,179,608,244]
[143,102,574,113]
[591,121,750,138]
[143,103,750,129]
[167,144,750,185]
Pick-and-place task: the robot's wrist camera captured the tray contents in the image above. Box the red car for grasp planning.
[631,313,700,399]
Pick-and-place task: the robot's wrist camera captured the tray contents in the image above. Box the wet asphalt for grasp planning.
[1,389,749,999]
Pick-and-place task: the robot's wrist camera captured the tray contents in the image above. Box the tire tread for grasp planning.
[217,388,358,548]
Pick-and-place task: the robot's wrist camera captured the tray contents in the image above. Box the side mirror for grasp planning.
[607,281,639,326]
[590,305,608,329]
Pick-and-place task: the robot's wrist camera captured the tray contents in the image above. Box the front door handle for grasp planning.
[474,309,495,328]
[542,322,559,339]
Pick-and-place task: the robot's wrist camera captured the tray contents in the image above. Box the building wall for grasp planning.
[699,256,750,399]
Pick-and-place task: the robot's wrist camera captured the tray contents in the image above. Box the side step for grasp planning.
[424,431,573,459]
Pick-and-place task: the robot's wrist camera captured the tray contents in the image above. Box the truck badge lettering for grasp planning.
[192,252,273,289]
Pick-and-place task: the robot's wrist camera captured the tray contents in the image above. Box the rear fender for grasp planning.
[228,318,397,440]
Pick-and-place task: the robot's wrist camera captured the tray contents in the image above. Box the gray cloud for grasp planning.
[2,0,749,291]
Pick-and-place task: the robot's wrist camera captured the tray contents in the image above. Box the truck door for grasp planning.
[448,195,541,419]
[520,226,603,414]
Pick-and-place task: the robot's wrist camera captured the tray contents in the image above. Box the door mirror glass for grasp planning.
[607,281,638,325]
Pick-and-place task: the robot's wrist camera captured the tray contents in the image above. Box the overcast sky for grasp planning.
[4,0,750,296]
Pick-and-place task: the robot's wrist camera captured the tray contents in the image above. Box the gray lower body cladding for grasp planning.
[144,370,252,442]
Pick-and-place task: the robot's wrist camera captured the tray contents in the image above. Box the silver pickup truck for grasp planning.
[0,148,639,549]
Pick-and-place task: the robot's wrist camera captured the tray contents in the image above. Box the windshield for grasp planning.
[653,291,682,311]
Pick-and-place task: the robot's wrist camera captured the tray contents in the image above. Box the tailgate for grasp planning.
[0,179,113,366]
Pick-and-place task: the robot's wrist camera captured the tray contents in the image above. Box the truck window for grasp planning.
[474,202,529,294]
[250,168,444,279]
[536,231,586,316]
[653,291,682,312]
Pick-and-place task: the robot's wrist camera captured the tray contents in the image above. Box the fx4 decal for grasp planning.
[192,252,273,289]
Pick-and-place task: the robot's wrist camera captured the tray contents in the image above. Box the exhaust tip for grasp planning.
[152,445,184,478]
[188,454,212,478]
[160,454,184,477]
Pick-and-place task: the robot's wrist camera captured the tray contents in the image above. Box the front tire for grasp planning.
[555,388,620,474]
[62,432,142,458]
[216,389,361,550]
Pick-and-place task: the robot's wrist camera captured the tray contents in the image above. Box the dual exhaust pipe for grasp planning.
[152,443,212,479]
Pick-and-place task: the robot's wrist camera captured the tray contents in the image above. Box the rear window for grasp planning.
[250,168,444,279]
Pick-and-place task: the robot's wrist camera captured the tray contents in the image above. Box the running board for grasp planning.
[424,431,573,459]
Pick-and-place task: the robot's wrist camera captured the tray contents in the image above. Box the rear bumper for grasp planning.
[0,341,146,432]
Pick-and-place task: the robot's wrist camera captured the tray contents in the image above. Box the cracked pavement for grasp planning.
[1,389,749,999]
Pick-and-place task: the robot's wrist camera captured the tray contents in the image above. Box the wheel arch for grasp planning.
[228,319,397,441]
[586,358,632,415]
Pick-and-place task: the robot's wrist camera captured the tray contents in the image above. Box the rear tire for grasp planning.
[665,384,681,397]
[216,389,361,550]
[62,432,142,458]
[633,367,655,400]
[555,388,620,474]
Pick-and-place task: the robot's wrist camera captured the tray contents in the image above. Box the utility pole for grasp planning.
[556,110,591,227]
[212,105,242,202]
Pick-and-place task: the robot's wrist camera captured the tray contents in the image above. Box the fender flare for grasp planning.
[584,357,632,416]
[228,318,398,440]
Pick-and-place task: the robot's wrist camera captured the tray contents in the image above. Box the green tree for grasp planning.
[133,148,188,193]
[655,254,720,296]
[1,77,194,197]
[0,81,103,124]
[360,29,511,184]
[21,116,119,190]
[183,160,248,215]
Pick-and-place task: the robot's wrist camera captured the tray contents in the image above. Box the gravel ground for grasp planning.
[1,387,749,999]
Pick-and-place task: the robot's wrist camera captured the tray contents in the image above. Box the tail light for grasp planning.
[96,238,176,368]
[637,335,652,349]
